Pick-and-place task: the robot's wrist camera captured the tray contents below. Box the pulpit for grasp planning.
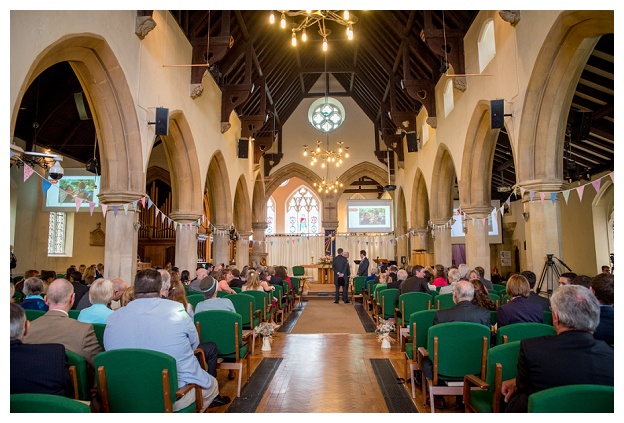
[302,264,334,284]
[373,258,389,273]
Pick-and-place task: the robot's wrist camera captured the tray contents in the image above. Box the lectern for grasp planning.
[373,258,389,273]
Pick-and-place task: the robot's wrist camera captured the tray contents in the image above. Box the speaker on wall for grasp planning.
[490,99,505,129]
[155,107,169,136]
[406,131,418,152]
[237,139,249,158]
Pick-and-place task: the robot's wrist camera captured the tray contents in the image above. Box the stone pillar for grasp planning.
[102,205,139,286]
[211,224,230,267]
[169,212,201,277]
[250,222,268,268]
[236,231,252,268]
[431,219,452,267]
[411,226,429,251]
[462,205,493,279]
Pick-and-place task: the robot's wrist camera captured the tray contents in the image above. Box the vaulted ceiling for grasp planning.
[12,11,614,201]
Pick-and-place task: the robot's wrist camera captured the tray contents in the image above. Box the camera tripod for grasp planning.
[536,254,572,297]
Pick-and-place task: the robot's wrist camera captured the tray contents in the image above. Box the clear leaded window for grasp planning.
[266,196,276,235]
[48,212,66,254]
[285,186,320,234]
[308,97,345,133]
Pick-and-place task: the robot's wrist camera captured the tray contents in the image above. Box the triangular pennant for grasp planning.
[147,198,154,209]
[75,197,83,212]
[23,164,35,181]
[42,179,52,195]
[10,150,15,157]
[123,204,128,215]
[577,185,585,202]
[539,192,546,202]
[591,179,601,193]
[174,221,178,230]
[500,207,505,217]
[520,187,526,199]
[167,218,172,227]
[481,218,486,226]
[506,197,511,207]
[133,201,138,210]
[113,205,119,216]
[141,197,146,208]
[529,191,535,201]
[89,202,95,216]
[562,190,571,204]
[161,213,166,223]
[102,204,108,218]
[609,172,614,182]
[550,192,557,204]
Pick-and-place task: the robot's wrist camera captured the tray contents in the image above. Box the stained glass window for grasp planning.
[48,212,66,254]
[266,196,276,235]
[285,186,320,234]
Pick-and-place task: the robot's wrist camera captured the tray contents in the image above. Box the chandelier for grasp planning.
[313,176,344,194]
[303,139,349,168]
[269,10,358,51]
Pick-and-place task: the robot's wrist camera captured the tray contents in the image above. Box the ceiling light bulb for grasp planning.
[269,11,275,24]
[280,13,286,29]
[338,147,343,153]
[347,26,354,40]
[310,161,314,166]
[321,163,325,168]
[316,146,321,153]
[291,32,297,46]
[302,28,307,42]
[345,152,349,158]
[303,150,307,157]
[322,38,328,52]
[344,10,350,20]
[336,162,340,167]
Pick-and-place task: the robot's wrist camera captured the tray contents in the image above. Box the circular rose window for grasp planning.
[308,97,345,133]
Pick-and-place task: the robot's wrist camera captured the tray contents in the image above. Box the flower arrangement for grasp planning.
[375,321,396,344]
[254,322,278,338]
[317,255,333,267]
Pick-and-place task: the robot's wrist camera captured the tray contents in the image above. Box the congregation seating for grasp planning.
[395,292,432,348]
[226,293,260,353]
[186,293,205,311]
[495,322,556,345]
[66,350,90,401]
[10,393,91,413]
[434,293,455,310]
[527,384,614,413]
[403,310,437,398]
[376,288,398,325]
[350,276,367,304]
[24,309,45,321]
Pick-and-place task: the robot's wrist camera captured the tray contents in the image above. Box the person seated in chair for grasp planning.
[19,277,48,312]
[522,270,551,312]
[590,273,613,345]
[497,274,544,328]
[501,285,614,412]
[195,275,235,313]
[104,269,230,411]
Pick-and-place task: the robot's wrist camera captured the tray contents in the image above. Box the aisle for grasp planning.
[289,300,366,334]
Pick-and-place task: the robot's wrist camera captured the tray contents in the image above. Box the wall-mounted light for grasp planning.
[522,212,530,221]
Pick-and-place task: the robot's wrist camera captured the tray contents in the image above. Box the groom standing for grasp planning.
[332,248,350,304]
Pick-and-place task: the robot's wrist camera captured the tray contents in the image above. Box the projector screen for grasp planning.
[346,199,393,233]
[43,171,101,212]
[450,199,503,244]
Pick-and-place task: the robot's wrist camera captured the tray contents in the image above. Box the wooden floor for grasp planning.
[207,298,463,414]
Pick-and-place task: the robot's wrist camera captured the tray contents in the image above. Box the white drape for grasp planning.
[265,233,396,277]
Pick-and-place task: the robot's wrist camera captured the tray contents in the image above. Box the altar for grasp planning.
[301,264,334,284]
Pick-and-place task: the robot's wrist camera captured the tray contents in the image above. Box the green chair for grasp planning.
[487,292,501,308]
[363,280,376,311]
[92,323,106,351]
[68,309,80,319]
[490,310,497,327]
[463,341,521,413]
[371,283,388,321]
[13,275,25,284]
[434,293,455,310]
[290,277,302,308]
[272,284,286,323]
[186,293,205,311]
[24,309,46,321]
[396,292,432,348]
[282,281,294,312]
[528,384,614,413]
[226,293,260,353]
[404,310,437,398]
[496,322,556,345]
[243,290,272,322]
[95,348,202,412]
[231,287,242,293]
[194,310,250,397]
[377,288,398,325]
[543,310,553,325]
[56,273,66,279]
[418,322,490,413]
[10,393,91,413]
[216,291,229,298]
[66,349,90,401]
[350,276,367,304]
[13,290,25,303]
[292,265,305,277]
[491,284,506,294]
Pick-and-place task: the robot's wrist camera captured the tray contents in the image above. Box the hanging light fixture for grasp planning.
[269,10,358,52]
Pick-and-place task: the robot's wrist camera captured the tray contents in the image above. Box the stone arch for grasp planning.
[517,11,613,188]
[265,163,321,198]
[252,172,267,224]
[410,168,430,229]
[12,34,144,202]
[205,151,233,226]
[459,100,501,213]
[159,111,203,216]
[233,175,252,232]
[337,161,389,188]
[429,145,457,222]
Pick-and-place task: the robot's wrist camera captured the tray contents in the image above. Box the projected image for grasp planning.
[359,208,387,225]
[347,200,393,233]
[44,174,100,211]
[58,178,96,203]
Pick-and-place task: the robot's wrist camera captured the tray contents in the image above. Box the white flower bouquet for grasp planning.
[254,321,278,338]
[375,321,396,343]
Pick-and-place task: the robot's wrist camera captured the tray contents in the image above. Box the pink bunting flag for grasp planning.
[576,185,585,202]
[102,204,108,218]
[23,164,34,181]
[89,202,95,216]
[481,218,486,226]
[500,207,505,217]
[75,197,83,212]
[539,192,546,202]
[609,172,614,182]
[141,196,146,208]
[591,179,601,194]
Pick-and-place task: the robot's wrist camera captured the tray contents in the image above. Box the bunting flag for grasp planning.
[520,187,526,199]
[75,197,83,212]
[562,190,570,204]
[550,193,557,204]
[577,185,585,202]
[167,217,172,227]
[529,191,535,201]
[132,200,138,210]
[609,172,614,182]
[141,196,146,208]
[113,205,118,216]
[481,218,486,226]
[539,192,546,202]
[89,202,95,216]
[173,222,177,230]
[591,179,601,193]
[147,198,154,209]
[102,204,108,218]
[123,204,128,215]
[499,207,505,217]
[23,164,35,181]
[42,179,52,195]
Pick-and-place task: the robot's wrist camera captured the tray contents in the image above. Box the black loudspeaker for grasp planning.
[237,139,249,158]
[406,131,418,152]
[490,99,505,129]
[155,107,169,136]
[569,110,592,142]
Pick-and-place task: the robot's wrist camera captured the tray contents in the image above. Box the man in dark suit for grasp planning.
[357,250,369,277]
[69,270,89,310]
[266,266,284,286]
[590,273,613,345]
[522,270,551,312]
[395,265,431,300]
[10,303,74,397]
[475,266,493,291]
[433,281,491,327]
[332,248,350,303]
[228,268,245,289]
[502,285,614,412]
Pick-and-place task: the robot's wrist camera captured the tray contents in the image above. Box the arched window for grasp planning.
[266,196,276,235]
[478,19,496,73]
[284,186,321,234]
[443,79,454,117]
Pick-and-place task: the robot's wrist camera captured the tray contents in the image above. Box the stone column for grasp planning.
[101,203,139,286]
[411,226,429,251]
[462,205,493,279]
[431,219,452,267]
[169,212,201,276]
[211,224,230,267]
[250,222,268,268]
[236,230,252,268]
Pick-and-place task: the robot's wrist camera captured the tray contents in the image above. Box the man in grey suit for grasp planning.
[332,248,350,303]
